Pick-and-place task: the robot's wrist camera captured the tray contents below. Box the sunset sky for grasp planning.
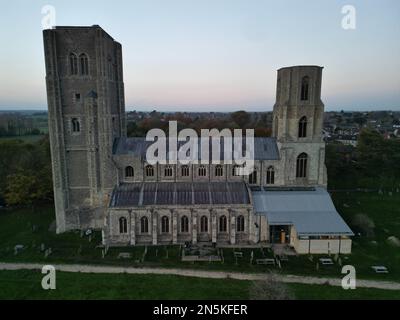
[0,0,399,111]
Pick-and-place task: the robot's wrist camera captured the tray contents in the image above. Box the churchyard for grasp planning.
[0,191,399,283]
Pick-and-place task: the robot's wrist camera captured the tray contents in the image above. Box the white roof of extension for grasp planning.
[252,187,354,236]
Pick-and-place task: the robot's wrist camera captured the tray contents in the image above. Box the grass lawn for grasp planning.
[0,135,46,143]
[330,191,400,281]
[0,269,399,300]
[0,191,399,285]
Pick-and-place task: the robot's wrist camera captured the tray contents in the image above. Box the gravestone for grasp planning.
[44,248,52,258]
[14,245,24,255]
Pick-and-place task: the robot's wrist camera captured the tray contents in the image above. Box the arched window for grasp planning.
[140,216,148,233]
[215,165,223,177]
[298,116,307,138]
[181,215,189,233]
[69,53,78,75]
[232,165,241,176]
[161,216,169,233]
[145,165,154,177]
[300,76,309,101]
[198,165,206,177]
[200,215,208,233]
[266,166,275,185]
[237,215,245,232]
[164,165,173,177]
[71,118,80,132]
[125,166,134,178]
[79,53,89,75]
[219,215,227,232]
[249,171,257,184]
[296,153,308,178]
[181,165,189,177]
[119,217,127,234]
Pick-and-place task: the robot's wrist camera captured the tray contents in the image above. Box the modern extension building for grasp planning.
[43,25,353,254]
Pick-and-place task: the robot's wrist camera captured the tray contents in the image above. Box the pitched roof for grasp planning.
[113,137,280,161]
[252,187,353,236]
[109,181,251,207]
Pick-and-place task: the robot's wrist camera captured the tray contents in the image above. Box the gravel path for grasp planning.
[1,262,399,291]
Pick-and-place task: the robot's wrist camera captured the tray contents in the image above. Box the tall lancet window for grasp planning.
[71,118,80,132]
[300,76,309,101]
[296,153,308,178]
[200,215,208,233]
[141,216,149,233]
[266,166,275,185]
[79,53,89,75]
[69,53,78,75]
[298,116,307,138]
[219,215,227,232]
[237,215,245,232]
[119,217,127,234]
[161,216,169,233]
[181,216,189,233]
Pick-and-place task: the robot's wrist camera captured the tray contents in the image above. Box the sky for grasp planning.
[0,0,399,112]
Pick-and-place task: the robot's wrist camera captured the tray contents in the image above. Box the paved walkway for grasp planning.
[1,262,399,291]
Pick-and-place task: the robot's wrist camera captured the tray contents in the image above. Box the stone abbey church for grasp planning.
[43,25,353,254]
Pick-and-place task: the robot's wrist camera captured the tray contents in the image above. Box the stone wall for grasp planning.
[106,206,255,246]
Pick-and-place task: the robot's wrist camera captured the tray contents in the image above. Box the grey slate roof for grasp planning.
[252,187,353,236]
[113,137,280,161]
[110,181,251,207]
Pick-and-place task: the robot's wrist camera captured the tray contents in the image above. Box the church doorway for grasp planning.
[269,225,290,244]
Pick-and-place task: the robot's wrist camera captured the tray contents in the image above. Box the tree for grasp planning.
[0,136,53,206]
[231,111,250,129]
[357,128,386,176]
[5,173,39,206]
[254,127,271,137]
[351,213,375,237]
[249,272,294,300]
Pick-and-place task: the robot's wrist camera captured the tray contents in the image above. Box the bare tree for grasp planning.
[249,272,295,300]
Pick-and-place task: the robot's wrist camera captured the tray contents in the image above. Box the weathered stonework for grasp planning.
[44,26,349,253]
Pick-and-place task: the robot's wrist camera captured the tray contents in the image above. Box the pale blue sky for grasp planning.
[0,0,399,111]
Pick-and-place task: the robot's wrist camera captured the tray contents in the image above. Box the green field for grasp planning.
[0,270,399,300]
[0,135,46,143]
[0,191,399,287]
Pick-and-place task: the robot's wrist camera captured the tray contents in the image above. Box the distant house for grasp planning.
[325,134,358,147]
[336,134,358,146]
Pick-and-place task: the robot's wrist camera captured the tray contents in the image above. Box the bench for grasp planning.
[117,252,132,259]
[319,258,334,265]
[256,258,275,265]
[371,266,389,273]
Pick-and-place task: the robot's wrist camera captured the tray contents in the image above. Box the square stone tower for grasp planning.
[272,66,327,186]
[43,26,126,233]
